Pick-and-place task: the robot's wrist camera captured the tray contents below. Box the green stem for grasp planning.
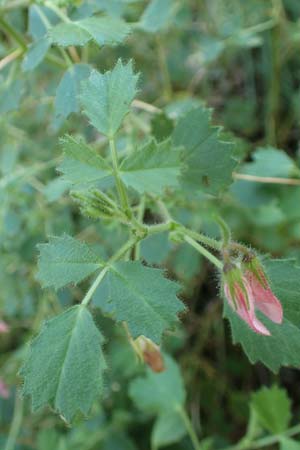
[181,226,222,251]
[223,423,300,450]
[184,235,223,269]
[156,36,172,101]
[178,406,202,450]
[0,16,27,51]
[35,5,72,67]
[81,239,137,306]
[109,137,132,218]
[4,393,23,450]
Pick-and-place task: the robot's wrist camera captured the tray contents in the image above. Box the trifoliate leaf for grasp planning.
[22,37,50,72]
[224,259,300,372]
[129,355,186,447]
[120,139,182,194]
[37,234,102,290]
[48,16,130,47]
[251,385,291,434]
[94,261,184,343]
[58,135,112,189]
[80,60,139,137]
[172,106,237,195]
[54,64,91,127]
[20,305,106,422]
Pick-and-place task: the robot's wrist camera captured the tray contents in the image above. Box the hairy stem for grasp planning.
[81,239,137,306]
[184,235,223,269]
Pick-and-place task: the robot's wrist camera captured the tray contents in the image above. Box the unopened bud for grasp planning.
[135,336,165,373]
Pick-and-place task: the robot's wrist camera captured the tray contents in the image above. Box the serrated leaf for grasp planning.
[58,135,112,188]
[94,261,184,343]
[54,64,91,127]
[22,37,50,72]
[37,234,102,290]
[80,60,139,137]
[129,355,185,413]
[48,16,130,47]
[224,259,300,372]
[120,139,182,194]
[251,386,291,433]
[20,305,106,422]
[172,106,237,195]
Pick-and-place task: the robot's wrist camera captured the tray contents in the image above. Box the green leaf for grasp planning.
[280,438,300,450]
[22,37,50,72]
[129,355,186,447]
[241,147,300,178]
[251,386,291,433]
[0,79,25,114]
[48,16,130,47]
[54,64,91,127]
[172,106,237,195]
[58,135,112,188]
[20,305,106,422]
[139,0,179,33]
[94,261,184,343]
[129,355,185,413]
[224,259,300,372]
[152,411,186,448]
[37,234,102,290]
[80,60,139,137]
[120,139,182,194]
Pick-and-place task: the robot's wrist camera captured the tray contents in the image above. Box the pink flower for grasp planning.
[223,261,283,336]
[244,271,283,325]
[0,320,9,334]
[0,379,10,399]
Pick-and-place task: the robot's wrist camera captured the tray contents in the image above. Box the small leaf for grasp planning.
[54,64,91,127]
[80,60,139,137]
[20,305,106,422]
[139,0,178,33]
[48,16,130,47]
[120,139,182,194]
[129,355,185,413]
[37,234,102,290]
[224,259,300,372]
[22,37,50,72]
[58,135,112,189]
[94,261,184,343]
[152,411,186,448]
[129,355,186,447]
[251,385,291,434]
[172,106,237,195]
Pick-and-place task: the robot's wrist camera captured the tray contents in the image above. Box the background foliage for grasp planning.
[1,0,300,449]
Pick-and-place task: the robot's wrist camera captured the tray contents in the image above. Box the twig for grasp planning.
[233,173,300,186]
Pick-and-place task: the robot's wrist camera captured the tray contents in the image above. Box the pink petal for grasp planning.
[225,281,271,336]
[0,380,10,399]
[0,320,9,333]
[246,272,283,324]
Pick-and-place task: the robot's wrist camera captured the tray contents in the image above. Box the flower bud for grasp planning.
[135,336,165,373]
